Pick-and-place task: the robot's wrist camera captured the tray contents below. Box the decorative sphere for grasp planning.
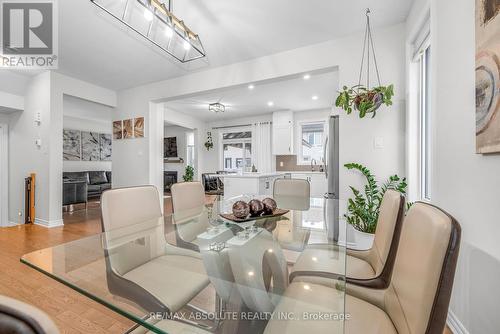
[232,201,250,219]
[248,199,265,217]
[262,198,277,215]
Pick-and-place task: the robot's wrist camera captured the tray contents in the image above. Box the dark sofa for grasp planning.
[63,171,112,203]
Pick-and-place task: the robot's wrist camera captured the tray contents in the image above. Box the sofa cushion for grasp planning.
[87,184,101,193]
[63,172,89,183]
[99,183,111,192]
[88,171,108,185]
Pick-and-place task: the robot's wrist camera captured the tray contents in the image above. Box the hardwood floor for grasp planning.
[0,196,453,334]
[0,200,132,333]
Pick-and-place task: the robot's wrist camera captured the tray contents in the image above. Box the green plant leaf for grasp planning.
[344,162,408,233]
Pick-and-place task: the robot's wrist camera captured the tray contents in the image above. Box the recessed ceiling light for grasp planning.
[248,271,255,277]
[248,84,255,90]
[303,284,311,290]
[303,74,311,80]
[144,8,154,21]
[312,95,319,100]
[267,101,274,107]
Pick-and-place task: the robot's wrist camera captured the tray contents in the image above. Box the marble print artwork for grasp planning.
[476,0,500,153]
[113,120,122,140]
[81,131,100,161]
[134,117,144,138]
[100,133,112,161]
[123,119,133,139]
[63,130,81,160]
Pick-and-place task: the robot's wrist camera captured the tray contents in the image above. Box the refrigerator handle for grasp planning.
[323,136,328,179]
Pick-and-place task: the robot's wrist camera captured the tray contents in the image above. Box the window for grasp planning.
[221,129,252,172]
[298,121,325,164]
[418,45,431,200]
[186,132,195,167]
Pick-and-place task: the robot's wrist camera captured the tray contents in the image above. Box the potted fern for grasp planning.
[344,162,408,248]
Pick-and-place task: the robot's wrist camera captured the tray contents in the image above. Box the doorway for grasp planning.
[0,123,8,227]
[163,122,197,194]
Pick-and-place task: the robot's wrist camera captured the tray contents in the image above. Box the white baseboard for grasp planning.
[34,218,64,228]
[447,310,469,334]
[4,221,19,227]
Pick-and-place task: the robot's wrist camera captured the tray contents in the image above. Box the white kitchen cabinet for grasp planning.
[291,172,327,197]
[272,111,294,155]
[222,173,285,198]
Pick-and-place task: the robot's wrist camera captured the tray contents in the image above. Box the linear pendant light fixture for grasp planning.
[90,0,206,62]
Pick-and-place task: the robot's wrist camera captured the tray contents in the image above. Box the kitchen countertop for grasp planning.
[279,171,326,174]
[220,172,286,179]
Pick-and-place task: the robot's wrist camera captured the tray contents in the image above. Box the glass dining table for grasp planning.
[21,195,347,334]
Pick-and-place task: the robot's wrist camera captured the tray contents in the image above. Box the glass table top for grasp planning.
[21,195,347,334]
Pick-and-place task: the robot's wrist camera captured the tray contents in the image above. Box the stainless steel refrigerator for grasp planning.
[324,115,339,199]
[323,115,340,241]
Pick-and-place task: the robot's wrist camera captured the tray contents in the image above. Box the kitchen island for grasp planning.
[221,172,286,198]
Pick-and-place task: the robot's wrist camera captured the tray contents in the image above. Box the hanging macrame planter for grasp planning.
[335,9,394,118]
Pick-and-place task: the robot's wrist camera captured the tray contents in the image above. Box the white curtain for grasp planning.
[252,122,273,173]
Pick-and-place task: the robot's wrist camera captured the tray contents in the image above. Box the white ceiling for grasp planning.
[165,69,338,121]
[55,0,413,90]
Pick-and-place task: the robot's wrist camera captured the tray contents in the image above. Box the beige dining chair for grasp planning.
[171,181,206,213]
[170,181,208,251]
[264,202,461,334]
[0,295,59,334]
[290,189,405,289]
[100,186,210,315]
[273,178,310,198]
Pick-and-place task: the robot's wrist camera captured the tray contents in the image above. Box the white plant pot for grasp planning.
[347,224,375,250]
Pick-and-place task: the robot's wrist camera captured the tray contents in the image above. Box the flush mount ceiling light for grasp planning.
[209,102,225,113]
[90,0,206,63]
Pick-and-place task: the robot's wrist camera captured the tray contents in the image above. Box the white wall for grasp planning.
[407,1,500,333]
[0,72,27,114]
[8,72,55,226]
[0,71,29,96]
[62,95,114,172]
[4,72,116,227]
[114,23,406,204]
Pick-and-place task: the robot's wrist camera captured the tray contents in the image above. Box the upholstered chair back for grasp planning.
[273,178,310,198]
[171,182,205,213]
[101,185,162,232]
[0,295,60,334]
[101,186,164,275]
[367,190,405,277]
[385,202,461,334]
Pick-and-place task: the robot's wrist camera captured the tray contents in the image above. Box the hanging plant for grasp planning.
[335,9,395,118]
[204,131,214,151]
[336,84,394,118]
